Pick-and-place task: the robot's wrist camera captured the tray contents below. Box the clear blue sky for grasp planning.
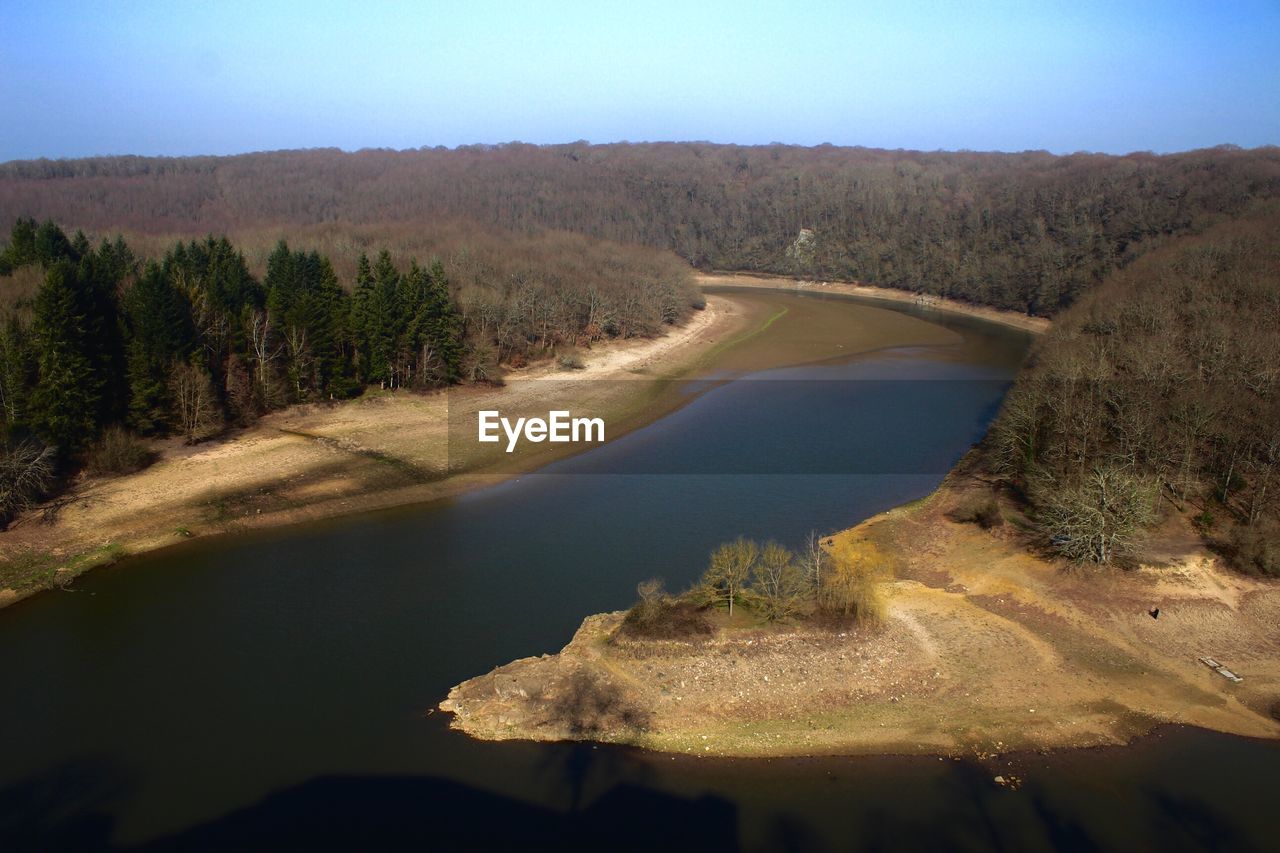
[2,0,1277,161]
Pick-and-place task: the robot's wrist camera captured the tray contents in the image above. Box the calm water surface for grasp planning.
[1,294,1275,851]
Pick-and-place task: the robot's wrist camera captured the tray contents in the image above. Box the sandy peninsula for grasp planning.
[441,477,1280,758]
[441,279,1279,758]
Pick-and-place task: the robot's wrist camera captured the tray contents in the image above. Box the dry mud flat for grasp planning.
[442,488,1280,758]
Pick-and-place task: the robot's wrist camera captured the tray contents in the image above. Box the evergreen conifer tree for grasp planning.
[30,261,100,449]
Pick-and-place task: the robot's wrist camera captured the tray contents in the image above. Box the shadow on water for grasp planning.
[777,754,1264,853]
[532,741,658,813]
[4,743,1271,853]
[0,759,133,852]
[1144,791,1262,853]
[0,758,737,853]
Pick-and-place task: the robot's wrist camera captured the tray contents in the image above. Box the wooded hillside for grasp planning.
[988,207,1280,573]
[0,217,698,524]
[4,143,1279,315]
[4,143,1279,571]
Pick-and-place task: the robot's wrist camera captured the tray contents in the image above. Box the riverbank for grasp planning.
[696,272,1052,335]
[0,298,730,607]
[0,287,960,608]
[441,478,1280,757]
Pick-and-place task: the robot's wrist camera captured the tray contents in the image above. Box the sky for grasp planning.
[1,0,1277,161]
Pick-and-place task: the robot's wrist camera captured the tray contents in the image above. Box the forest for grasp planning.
[985,206,1280,574]
[1,142,1278,572]
[2,142,1279,315]
[0,217,699,524]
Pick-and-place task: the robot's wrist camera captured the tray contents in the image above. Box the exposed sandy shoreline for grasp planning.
[0,285,957,608]
[441,480,1280,758]
[0,296,747,607]
[696,272,1052,335]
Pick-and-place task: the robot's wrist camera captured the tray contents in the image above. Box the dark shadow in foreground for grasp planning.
[1,767,738,853]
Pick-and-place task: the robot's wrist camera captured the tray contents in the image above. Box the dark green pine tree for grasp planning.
[34,220,78,266]
[0,312,36,439]
[30,261,101,450]
[415,259,463,384]
[201,237,263,320]
[399,260,429,385]
[348,253,375,384]
[0,217,39,272]
[169,236,263,394]
[76,244,130,426]
[264,241,306,399]
[96,236,138,285]
[307,254,350,396]
[70,230,92,260]
[367,250,402,386]
[124,262,196,433]
[264,240,298,318]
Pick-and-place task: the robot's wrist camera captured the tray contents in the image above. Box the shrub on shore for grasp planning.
[816,538,890,627]
[1216,522,1280,577]
[619,578,713,640]
[556,351,586,370]
[85,426,153,476]
[948,493,1003,529]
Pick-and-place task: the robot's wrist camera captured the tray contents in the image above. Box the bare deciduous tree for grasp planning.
[798,530,830,594]
[752,540,806,620]
[248,309,283,407]
[284,324,312,399]
[0,440,55,525]
[170,362,219,444]
[701,537,758,617]
[820,538,891,625]
[1033,465,1157,564]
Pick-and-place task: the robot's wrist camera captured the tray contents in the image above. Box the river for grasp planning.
[1,291,1275,851]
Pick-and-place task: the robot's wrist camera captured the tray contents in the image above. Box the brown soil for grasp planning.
[441,483,1280,758]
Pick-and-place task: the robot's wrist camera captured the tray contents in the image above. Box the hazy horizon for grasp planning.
[3,0,1279,162]
[4,138,1279,167]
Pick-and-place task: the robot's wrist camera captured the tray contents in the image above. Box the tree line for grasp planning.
[0,217,699,524]
[985,208,1280,574]
[3,143,1278,315]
